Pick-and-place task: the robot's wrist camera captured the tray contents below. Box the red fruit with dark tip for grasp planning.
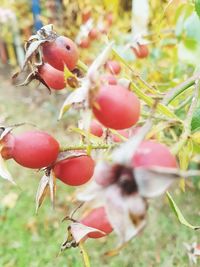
[92,84,140,130]
[132,44,149,59]
[90,120,103,137]
[38,63,65,90]
[105,60,121,75]
[79,38,90,49]
[53,155,95,186]
[0,133,15,160]
[42,36,79,71]
[89,28,99,40]
[132,140,177,168]
[81,207,113,238]
[12,131,59,169]
[100,74,117,85]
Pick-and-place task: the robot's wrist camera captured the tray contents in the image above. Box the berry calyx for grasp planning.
[0,133,15,160]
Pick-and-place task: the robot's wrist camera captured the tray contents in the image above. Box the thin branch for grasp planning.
[60,143,115,152]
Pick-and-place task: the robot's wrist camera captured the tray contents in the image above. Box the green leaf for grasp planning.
[166,191,200,230]
[130,83,177,119]
[195,0,200,19]
[191,105,200,132]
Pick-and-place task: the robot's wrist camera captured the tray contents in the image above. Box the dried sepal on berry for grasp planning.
[61,223,105,252]
[35,169,56,213]
[0,127,15,184]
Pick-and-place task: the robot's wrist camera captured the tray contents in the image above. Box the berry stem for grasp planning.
[77,60,88,73]
[60,143,115,152]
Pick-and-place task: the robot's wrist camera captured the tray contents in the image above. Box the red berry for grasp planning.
[106,12,113,26]
[89,28,99,40]
[105,60,121,75]
[82,10,91,23]
[0,133,15,160]
[79,38,90,49]
[132,140,177,168]
[38,63,65,90]
[12,131,59,169]
[132,44,149,59]
[90,120,103,137]
[100,74,117,85]
[92,84,140,130]
[53,155,95,186]
[42,36,78,71]
[81,207,113,238]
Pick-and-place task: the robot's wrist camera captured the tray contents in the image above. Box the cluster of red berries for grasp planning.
[79,10,113,49]
[0,130,94,186]
[0,130,177,239]
[3,25,176,241]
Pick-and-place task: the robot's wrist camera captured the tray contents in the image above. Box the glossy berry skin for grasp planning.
[53,155,95,186]
[132,44,149,59]
[105,60,121,75]
[92,84,140,130]
[12,131,59,169]
[89,28,99,40]
[38,63,65,90]
[79,38,90,49]
[132,140,177,168]
[90,120,103,137]
[0,133,15,160]
[81,207,113,238]
[42,36,78,71]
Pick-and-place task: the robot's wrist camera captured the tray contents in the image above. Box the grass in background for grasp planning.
[0,74,200,267]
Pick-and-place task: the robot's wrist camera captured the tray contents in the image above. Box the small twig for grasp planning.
[60,143,116,152]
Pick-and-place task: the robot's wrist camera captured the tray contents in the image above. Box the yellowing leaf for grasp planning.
[192,131,200,144]
[167,191,200,230]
